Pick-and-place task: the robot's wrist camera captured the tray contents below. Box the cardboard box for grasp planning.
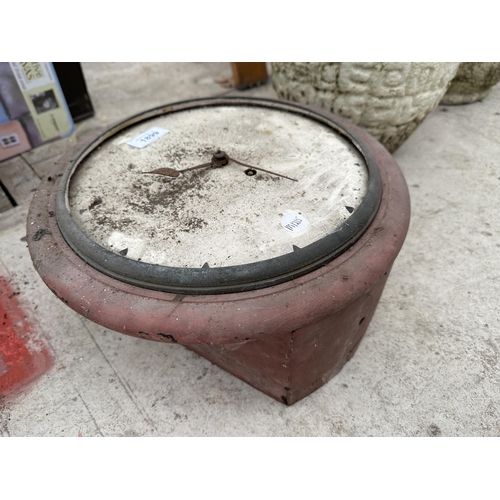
[0,62,75,162]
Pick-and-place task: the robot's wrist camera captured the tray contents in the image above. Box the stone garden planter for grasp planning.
[271,62,459,152]
[440,62,500,105]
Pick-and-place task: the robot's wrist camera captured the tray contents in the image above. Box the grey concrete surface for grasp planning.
[0,63,499,436]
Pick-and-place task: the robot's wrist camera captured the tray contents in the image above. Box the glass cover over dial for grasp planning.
[58,98,381,294]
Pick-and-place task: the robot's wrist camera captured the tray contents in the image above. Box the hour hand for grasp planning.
[143,167,180,178]
[143,161,213,178]
[143,151,226,178]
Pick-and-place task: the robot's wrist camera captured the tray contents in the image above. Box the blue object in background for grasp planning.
[0,100,9,124]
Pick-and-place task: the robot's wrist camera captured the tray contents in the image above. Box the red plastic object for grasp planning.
[0,277,52,403]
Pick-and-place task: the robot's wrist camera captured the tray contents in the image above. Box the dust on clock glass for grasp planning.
[59,98,380,293]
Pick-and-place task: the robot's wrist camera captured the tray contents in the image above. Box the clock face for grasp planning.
[56,98,381,294]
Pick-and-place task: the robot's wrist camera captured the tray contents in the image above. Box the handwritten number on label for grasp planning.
[284,217,303,231]
[281,213,308,234]
[127,127,169,149]
[141,131,159,143]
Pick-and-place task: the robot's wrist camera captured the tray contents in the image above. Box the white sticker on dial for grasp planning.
[281,213,309,234]
[127,127,169,149]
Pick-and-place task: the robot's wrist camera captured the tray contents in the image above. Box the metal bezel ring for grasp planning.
[55,96,382,295]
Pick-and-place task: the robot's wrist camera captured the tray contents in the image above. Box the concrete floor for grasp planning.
[0,63,499,436]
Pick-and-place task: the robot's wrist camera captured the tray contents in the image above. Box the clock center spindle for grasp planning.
[212,150,229,167]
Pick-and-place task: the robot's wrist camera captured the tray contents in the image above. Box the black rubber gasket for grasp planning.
[55,97,382,294]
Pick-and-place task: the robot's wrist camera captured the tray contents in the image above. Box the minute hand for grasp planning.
[228,156,298,182]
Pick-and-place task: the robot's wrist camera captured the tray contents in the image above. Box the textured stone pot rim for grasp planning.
[55,96,382,295]
[27,100,411,345]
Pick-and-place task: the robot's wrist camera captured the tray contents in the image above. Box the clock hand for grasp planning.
[142,167,180,177]
[227,156,298,182]
[143,162,213,178]
[142,150,227,178]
